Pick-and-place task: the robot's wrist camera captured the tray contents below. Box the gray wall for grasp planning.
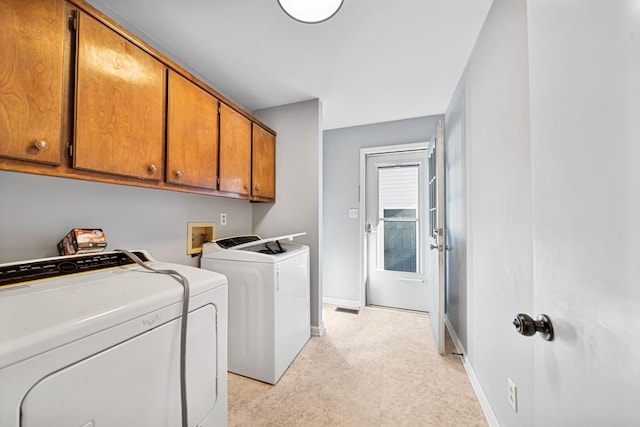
[0,171,252,265]
[252,99,324,334]
[322,116,441,306]
[444,83,467,350]
[444,0,534,425]
[468,0,535,422]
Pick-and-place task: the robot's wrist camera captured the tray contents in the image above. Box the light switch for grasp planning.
[348,208,359,219]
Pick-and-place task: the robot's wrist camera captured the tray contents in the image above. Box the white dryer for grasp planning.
[0,250,228,427]
[201,234,310,384]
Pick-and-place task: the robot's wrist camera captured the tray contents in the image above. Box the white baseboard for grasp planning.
[310,321,325,337]
[322,296,361,308]
[445,316,500,427]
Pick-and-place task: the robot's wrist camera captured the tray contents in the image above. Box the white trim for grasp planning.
[445,316,499,427]
[310,322,326,337]
[358,142,430,308]
[361,142,430,156]
[322,297,361,308]
[359,151,367,307]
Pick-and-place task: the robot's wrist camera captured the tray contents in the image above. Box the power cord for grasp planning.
[116,249,190,427]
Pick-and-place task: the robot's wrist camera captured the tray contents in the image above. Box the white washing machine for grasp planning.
[0,250,228,427]
[201,234,310,384]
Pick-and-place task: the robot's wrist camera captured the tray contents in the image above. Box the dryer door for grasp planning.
[21,304,218,427]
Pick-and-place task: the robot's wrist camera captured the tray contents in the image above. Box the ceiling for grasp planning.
[87,0,493,130]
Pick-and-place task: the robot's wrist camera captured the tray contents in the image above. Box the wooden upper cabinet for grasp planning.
[0,2,275,201]
[0,0,65,165]
[73,12,165,181]
[166,70,219,189]
[252,124,276,201]
[219,103,251,196]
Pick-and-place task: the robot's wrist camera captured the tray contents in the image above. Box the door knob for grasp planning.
[513,313,554,341]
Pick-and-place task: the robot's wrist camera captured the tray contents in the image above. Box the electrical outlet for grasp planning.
[348,208,359,219]
[507,378,518,412]
[220,213,227,226]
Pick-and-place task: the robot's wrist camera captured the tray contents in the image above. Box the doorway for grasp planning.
[363,147,428,312]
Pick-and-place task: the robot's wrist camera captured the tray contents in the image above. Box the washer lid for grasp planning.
[201,233,308,262]
[0,257,226,369]
[213,235,262,249]
[230,232,306,250]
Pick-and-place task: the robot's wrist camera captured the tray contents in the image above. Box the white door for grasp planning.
[427,120,446,355]
[528,1,640,424]
[365,150,428,311]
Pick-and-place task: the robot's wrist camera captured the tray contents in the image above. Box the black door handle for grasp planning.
[513,313,554,341]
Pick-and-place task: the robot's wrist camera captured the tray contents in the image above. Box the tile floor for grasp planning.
[228,304,488,426]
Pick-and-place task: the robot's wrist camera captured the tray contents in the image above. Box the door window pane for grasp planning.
[377,166,419,273]
[383,210,417,272]
[428,149,437,238]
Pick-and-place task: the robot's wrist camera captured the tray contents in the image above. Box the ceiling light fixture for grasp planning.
[277,0,344,24]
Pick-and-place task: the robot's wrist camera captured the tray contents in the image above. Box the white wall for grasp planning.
[445,0,640,425]
[87,0,249,112]
[527,0,640,424]
[252,99,324,334]
[444,0,534,425]
[0,171,252,265]
[322,116,441,307]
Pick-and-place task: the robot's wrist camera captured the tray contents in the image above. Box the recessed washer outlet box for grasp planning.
[187,222,215,255]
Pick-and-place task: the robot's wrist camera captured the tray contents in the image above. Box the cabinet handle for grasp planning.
[148,164,158,173]
[34,140,49,151]
[254,186,260,194]
[175,170,183,179]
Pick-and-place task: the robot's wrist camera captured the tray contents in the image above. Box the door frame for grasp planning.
[358,142,429,308]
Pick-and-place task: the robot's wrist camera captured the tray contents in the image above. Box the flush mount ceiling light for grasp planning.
[277,0,344,24]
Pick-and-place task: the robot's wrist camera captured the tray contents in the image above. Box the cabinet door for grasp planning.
[74,12,165,180]
[219,103,251,195]
[0,0,65,165]
[251,124,276,201]
[166,70,219,189]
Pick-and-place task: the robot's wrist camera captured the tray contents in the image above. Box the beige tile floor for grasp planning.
[228,304,488,427]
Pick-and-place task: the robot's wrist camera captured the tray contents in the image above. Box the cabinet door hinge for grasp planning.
[216,177,220,185]
[66,143,73,158]
[68,11,78,32]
